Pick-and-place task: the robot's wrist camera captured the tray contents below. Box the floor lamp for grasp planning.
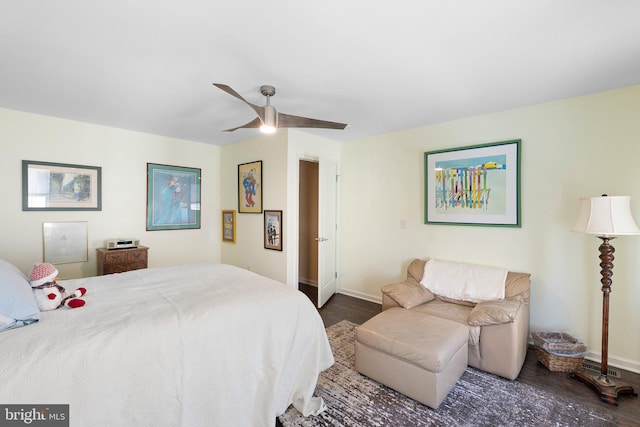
[571,194,640,405]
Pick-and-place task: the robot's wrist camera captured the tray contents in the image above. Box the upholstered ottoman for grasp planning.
[355,307,469,409]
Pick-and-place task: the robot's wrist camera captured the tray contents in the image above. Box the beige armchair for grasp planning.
[380,259,531,380]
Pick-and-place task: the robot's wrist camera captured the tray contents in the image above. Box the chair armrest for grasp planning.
[505,272,531,301]
[381,278,434,309]
[467,297,523,326]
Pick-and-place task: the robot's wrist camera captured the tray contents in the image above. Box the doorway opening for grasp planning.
[298,159,319,306]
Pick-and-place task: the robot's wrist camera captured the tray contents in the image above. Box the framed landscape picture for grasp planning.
[238,160,262,213]
[424,139,521,227]
[147,163,201,231]
[264,210,282,251]
[22,160,102,211]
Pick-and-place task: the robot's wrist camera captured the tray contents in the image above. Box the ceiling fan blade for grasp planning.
[277,112,348,130]
[213,83,265,121]
[222,117,263,132]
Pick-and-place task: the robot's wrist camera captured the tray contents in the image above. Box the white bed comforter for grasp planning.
[0,263,334,427]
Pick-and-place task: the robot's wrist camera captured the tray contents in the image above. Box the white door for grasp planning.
[317,160,337,308]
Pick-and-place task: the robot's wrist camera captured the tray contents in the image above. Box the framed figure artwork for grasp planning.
[238,160,262,213]
[147,163,201,231]
[424,139,521,227]
[264,210,282,251]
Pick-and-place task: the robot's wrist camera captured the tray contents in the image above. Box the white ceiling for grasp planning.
[2,1,640,146]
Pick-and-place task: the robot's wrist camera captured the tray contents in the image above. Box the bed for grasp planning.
[0,261,334,426]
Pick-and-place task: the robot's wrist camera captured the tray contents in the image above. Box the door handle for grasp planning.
[314,237,328,242]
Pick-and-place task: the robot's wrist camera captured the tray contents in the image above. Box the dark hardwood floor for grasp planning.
[299,284,640,426]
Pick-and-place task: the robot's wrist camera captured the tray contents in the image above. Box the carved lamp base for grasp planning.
[571,371,638,406]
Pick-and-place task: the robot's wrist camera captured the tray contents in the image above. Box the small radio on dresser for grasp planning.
[106,239,140,250]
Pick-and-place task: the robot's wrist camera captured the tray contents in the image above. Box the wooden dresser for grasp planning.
[97,246,149,275]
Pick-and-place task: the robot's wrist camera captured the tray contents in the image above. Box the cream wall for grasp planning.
[219,129,341,289]
[0,108,222,279]
[339,85,640,372]
[220,131,289,282]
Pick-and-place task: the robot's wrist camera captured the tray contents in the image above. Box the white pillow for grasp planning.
[420,259,507,303]
[0,259,40,332]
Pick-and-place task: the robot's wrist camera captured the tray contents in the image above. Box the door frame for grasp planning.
[289,153,340,304]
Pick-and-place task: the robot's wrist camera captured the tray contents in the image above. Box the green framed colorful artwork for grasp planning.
[424,139,521,227]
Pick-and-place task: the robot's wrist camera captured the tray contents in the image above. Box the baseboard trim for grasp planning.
[337,288,382,305]
[583,352,640,376]
[299,278,318,287]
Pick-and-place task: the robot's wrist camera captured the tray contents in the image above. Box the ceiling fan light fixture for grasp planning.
[260,105,277,134]
[213,83,347,133]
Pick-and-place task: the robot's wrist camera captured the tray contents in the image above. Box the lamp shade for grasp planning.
[571,195,640,237]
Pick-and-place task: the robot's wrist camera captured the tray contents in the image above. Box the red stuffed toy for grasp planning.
[29,263,86,311]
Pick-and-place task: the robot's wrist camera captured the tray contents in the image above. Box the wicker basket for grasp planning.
[532,331,587,373]
[534,346,584,373]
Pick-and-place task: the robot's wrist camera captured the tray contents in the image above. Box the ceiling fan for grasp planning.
[213,83,348,134]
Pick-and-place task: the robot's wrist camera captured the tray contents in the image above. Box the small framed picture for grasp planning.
[264,210,282,251]
[222,210,236,243]
[238,160,262,213]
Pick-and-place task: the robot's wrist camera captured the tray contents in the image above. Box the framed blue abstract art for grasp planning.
[146,163,201,231]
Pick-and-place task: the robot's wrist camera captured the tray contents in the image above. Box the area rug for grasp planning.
[278,320,618,427]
